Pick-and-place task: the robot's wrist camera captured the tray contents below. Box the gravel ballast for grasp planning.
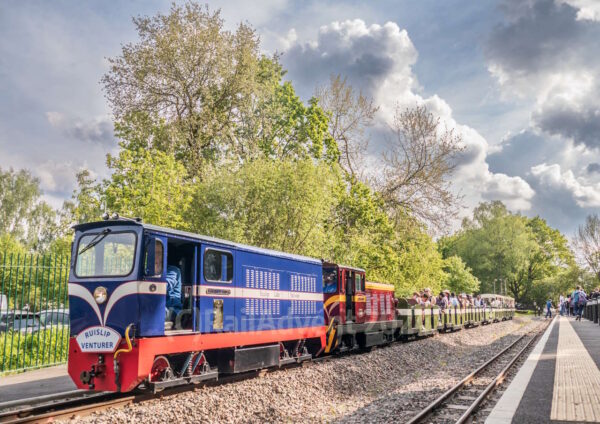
[73,315,541,423]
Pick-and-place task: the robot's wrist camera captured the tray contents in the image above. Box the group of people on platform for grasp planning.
[546,286,600,321]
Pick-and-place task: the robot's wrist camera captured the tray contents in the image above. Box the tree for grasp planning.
[326,177,398,284]
[444,201,576,305]
[316,75,378,178]
[187,158,340,256]
[443,255,480,294]
[103,147,193,229]
[379,105,464,231]
[0,167,58,251]
[574,214,600,282]
[445,201,535,300]
[255,82,339,163]
[65,170,103,224]
[103,3,277,172]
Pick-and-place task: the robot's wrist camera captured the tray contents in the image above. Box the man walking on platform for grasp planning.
[559,294,565,316]
[571,286,581,319]
[576,288,587,321]
[545,299,553,319]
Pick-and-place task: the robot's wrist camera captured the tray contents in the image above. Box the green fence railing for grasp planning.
[0,253,70,374]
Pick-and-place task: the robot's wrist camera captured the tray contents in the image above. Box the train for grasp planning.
[67,217,515,392]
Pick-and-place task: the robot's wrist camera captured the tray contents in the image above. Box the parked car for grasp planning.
[0,294,7,313]
[39,309,69,327]
[0,311,41,333]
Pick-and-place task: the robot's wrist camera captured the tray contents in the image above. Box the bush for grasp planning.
[0,327,69,372]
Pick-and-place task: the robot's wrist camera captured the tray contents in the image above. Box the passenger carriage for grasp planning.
[396,299,438,338]
[480,294,515,322]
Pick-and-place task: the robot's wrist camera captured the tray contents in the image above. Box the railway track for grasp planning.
[0,362,309,424]
[407,320,549,424]
[0,318,533,424]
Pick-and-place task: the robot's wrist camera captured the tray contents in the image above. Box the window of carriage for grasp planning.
[204,249,233,283]
[355,273,363,292]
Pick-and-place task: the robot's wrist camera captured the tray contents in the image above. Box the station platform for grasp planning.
[487,316,600,423]
[0,364,75,403]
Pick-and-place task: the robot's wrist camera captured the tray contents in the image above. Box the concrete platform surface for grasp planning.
[487,316,600,423]
[0,365,75,403]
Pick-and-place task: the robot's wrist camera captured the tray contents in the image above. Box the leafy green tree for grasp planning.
[103,147,193,229]
[0,167,58,251]
[327,177,398,284]
[443,255,480,294]
[393,229,446,296]
[103,3,336,174]
[256,82,338,163]
[445,201,534,299]
[444,201,576,305]
[187,158,339,256]
[64,169,103,225]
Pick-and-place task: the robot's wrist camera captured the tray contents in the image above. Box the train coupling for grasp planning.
[80,354,105,390]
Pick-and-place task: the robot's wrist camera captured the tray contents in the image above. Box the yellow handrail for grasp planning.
[114,324,133,359]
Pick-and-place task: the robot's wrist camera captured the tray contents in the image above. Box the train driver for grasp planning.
[154,242,182,322]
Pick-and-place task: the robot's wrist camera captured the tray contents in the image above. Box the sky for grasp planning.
[1,0,599,235]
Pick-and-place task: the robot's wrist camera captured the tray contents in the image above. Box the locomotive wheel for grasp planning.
[150,355,172,382]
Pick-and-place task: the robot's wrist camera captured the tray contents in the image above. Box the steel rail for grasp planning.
[406,334,526,424]
[0,390,87,411]
[406,321,546,424]
[455,332,540,424]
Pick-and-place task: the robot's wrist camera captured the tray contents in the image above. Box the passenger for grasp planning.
[545,298,553,319]
[576,287,587,321]
[412,291,421,305]
[559,294,565,316]
[571,286,581,319]
[421,293,431,307]
[424,288,436,305]
[157,245,182,323]
[439,291,449,310]
[450,292,459,308]
[474,295,482,307]
[166,265,183,322]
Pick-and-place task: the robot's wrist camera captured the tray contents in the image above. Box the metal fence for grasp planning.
[0,253,70,374]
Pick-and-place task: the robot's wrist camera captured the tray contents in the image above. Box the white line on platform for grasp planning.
[485,318,556,424]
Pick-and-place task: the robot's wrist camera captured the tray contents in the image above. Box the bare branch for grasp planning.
[315,75,379,179]
[378,105,464,232]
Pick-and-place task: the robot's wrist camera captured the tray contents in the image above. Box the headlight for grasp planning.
[94,286,107,304]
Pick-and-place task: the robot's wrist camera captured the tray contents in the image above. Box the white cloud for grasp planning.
[530,163,600,207]
[558,0,600,21]
[485,0,600,148]
[282,19,536,218]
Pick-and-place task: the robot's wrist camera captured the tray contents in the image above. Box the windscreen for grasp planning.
[75,231,136,277]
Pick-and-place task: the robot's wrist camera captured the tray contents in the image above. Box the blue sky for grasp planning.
[1,0,599,235]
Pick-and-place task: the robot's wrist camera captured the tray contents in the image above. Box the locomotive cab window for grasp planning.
[204,249,233,283]
[144,239,164,277]
[355,273,363,292]
[323,268,338,293]
[75,231,136,278]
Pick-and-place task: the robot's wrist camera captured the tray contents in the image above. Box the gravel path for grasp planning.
[72,315,541,424]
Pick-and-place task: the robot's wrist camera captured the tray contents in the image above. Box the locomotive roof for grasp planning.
[322,261,366,273]
[73,219,322,265]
